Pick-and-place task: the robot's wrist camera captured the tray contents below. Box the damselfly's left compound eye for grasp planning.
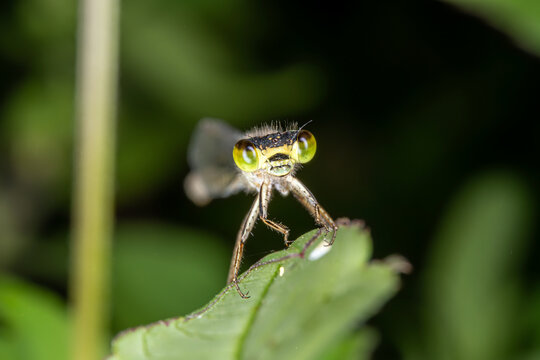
[233,139,259,172]
[295,130,316,163]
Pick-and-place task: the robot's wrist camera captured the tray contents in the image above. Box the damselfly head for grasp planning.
[232,127,316,176]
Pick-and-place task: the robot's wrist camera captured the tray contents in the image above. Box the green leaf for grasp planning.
[110,225,403,360]
[0,274,69,360]
[316,329,378,360]
[441,0,540,56]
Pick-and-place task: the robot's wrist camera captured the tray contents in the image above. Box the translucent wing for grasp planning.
[184,118,244,206]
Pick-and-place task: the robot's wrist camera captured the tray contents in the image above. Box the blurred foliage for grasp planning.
[9,224,231,333]
[442,0,540,56]
[0,0,539,358]
[422,172,534,360]
[111,224,230,332]
[0,275,69,360]
[110,226,401,360]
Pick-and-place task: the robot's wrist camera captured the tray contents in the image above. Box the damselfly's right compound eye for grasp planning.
[233,139,259,172]
[294,130,317,163]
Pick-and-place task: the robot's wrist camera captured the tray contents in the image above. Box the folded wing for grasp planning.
[184,118,244,206]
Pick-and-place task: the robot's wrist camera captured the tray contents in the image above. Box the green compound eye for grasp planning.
[295,130,316,163]
[233,139,259,172]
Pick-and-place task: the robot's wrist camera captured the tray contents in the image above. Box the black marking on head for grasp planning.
[250,131,297,150]
[268,153,290,161]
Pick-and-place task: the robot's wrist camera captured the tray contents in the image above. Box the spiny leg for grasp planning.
[316,203,338,246]
[228,182,291,298]
[258,181,290,246]
[286,176,338,244]
[227,194,260,298]
[260,218,290,245]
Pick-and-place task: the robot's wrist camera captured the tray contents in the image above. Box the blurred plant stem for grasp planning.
[70,0,119,358]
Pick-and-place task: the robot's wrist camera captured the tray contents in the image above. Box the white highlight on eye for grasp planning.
[242,148,254,163]
[279,266,285,277]
[308,241,332,261]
